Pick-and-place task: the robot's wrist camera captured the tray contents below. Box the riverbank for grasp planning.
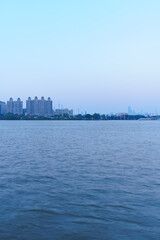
[0,114,157,120]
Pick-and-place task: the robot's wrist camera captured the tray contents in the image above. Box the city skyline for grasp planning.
[0,96,159,116]
[1,96,160,115]
[0,96,74,117]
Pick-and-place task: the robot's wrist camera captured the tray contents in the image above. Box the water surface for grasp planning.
[0,121,160,240]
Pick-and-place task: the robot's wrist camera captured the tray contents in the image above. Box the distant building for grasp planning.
[14,98,23,115]
[128,106,132,115]
[26,96,53,116]
[0,101,7,115]
[54,108,73,116]
[7,98,23,115]
[7,98,14,113]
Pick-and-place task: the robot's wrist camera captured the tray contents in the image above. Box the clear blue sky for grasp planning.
[0,0,160,114]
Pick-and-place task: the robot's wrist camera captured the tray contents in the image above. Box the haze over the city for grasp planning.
[1,0,160,114]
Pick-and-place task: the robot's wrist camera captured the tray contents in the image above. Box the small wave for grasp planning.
[72,220,91,225]
[106,204,133,210]
[109,217,148,226]
[82,215,106,221]
[23,209,59,215]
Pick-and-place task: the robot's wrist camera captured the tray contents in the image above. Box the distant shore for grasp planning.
[0,114,159,121]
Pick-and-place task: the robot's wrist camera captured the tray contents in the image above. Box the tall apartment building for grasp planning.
[26,96,53,116]
[7,98,23,115]
[0,101,7,115]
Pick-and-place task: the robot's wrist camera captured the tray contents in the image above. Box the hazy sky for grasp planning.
[1,0,160,114]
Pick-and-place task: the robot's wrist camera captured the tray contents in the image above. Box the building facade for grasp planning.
[7,98,23,115]
[54,108,73,116]
[26,96,53,116]
[0,101,7,115]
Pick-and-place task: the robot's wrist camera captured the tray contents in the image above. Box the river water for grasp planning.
[0,121,160,240]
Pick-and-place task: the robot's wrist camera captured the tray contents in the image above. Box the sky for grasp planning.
[0,0,160,114]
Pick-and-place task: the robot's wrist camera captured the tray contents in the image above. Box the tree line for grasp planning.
[0,113,147,120]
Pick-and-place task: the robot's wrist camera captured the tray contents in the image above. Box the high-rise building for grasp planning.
[26,97,32,115]
[14,98,23,115]
[7,98,23,115]
[7,98,14,113]
[46,97,53,116]
[0,101,7,115]
[26,96,53,116]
